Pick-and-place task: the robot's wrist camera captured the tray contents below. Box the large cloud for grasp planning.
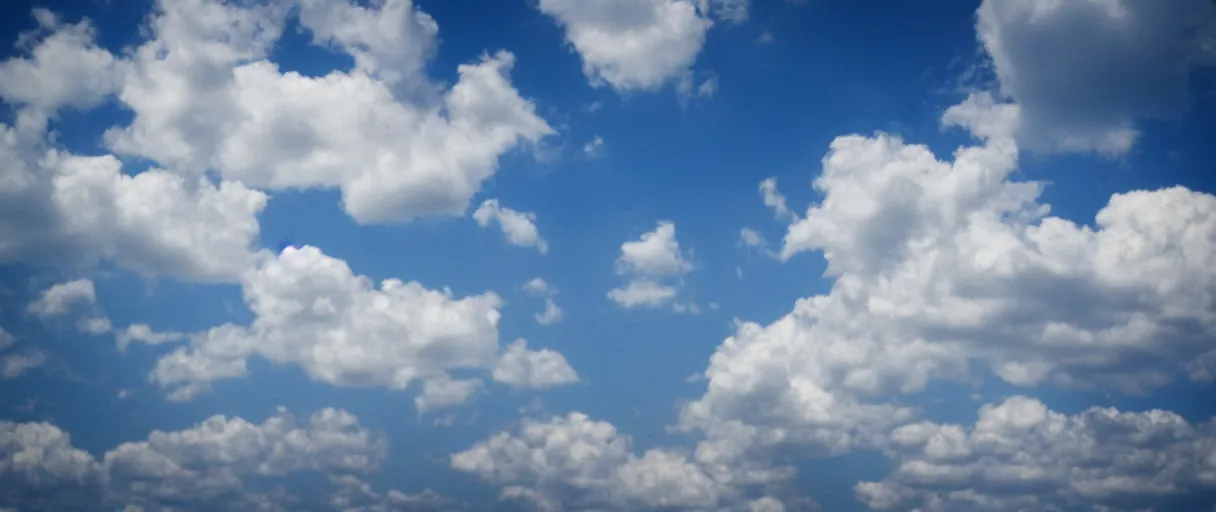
[137,246,577,407]
[104,0,553,223]
[960,0,1216,154]
[1,407,387,510]
[682,128,1216,469]
[856,396,1216,511]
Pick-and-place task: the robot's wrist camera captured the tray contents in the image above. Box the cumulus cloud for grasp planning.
[454,411,812,511]
[102,0,552,224]
[523,278,564,326]
[326,474,454,512]
[0,8,123,114]
[683,129,1216,468]
[0,113,266,282]
[143,245,504,401]
[608,221,697,311]
[473,199,549,254]
[537,0,714,92]
[1,407,385,510]
[492,339,580,390]
[857,396,1216,511]
[759,177,797,222]
[960,0,1216,154]
[134,246,580,406]
[26,279,96,319]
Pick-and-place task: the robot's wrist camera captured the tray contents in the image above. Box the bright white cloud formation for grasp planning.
[608,221,697,311]
[537,0,714,92]
[683,127,1216,476]
[963,0,1216,154]
[474,199,549,254]
[0,407,387,510]
[135,246,578,405]
[857,396,1216,511]
[492,339,580,390]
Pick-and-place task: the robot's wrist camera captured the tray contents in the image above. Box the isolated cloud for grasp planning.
[522,278,564,326]
[492,339,580,390]
[1,350,46,380]
[1,407,385,510]
[857,396,1216,511]
[474,199,549,254]
[759,178,797,222]
[26,279,95,319]
[414,375,483,414]
[538,0,713,92]
[965,0,1216,154]
[608,221,696,311]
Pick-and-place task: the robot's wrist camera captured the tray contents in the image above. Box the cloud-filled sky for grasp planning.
[1,0,1215,510]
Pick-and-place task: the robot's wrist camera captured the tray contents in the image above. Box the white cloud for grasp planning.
[535,298,564,326]
[857,396,1216,511]
[0,114,267,282]
[583,135,605,157]
[473,199,549,254]
[538,0,713,92]
[326,474,453,512]
[0,328,12,351]
[492,339,580,390]
[0,9,123,113]
[759,177,797,222]
[683,129,1216,468]
[964,0,1216,154]
[523,278,564,325]
[0,406,384,509]
[1,350,47,379]
[115,323,185,352]
[452,412,723,510]
[609,221,695,311]
[609,280,679,309]
[145,245,505,401]
[26,279,96,319]
[103,0,553,224]
[414,375,483,413]
[616,221,693,278]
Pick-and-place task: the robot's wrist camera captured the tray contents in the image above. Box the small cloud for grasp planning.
[117,388,134,399]
[583,135,605,158]
[756,30,774,44]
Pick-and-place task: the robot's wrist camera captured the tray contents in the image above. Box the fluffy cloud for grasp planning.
[1,407,384,510]
[856,396,1216,511]
[326,474,454,512]
[964,0,1216,154]
[25,279,95,319]
[473,199,549,254]
[492,339,580,390]
[523,278,564,326]
[0,113,267,282]
[137,246,579,406]
[103,0,552,224]
[538,0,714,92]
[683,128,1216,466]
[608,221,698,311]
[0,9,122,113]
[144,245,504,401]
[452,412,725,510]
[759,177,797,222]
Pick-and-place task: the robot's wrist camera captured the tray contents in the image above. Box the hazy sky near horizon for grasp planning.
[2,0,1216,510]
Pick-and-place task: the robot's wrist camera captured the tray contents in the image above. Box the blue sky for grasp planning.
[1,0,1216,510]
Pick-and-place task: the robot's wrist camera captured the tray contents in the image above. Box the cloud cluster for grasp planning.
[0,0,554,280]
[453,411,806,511]
[0,407,388,510]
[857,396,1216,511]
[681,126,1216,484]
[608,221,698,311]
